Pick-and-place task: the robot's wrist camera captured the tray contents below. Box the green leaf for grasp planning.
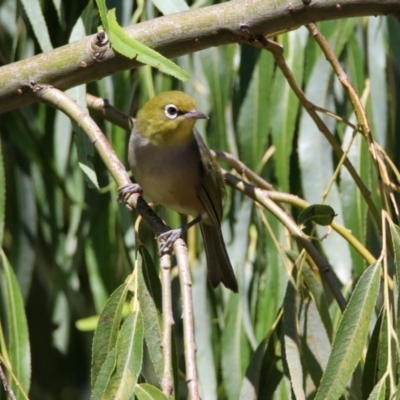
[104,311,144,399]
[388,220,400,346]
[315,262,381,400]
[270,29,307,191]
[239,339,267,400]
[90,347,117,400]
[283,279,305,400]
[137,246,163,383]
[91,282,129,387]
[19,0,53,52]
[222,294,250,399]
[106,9,189,82]
[366,376,386,400]
[135,383,170,400]
[237,50,273,172]
[151,0,189,15]
[0,251,31,398]
[95,0,109,31]
[0,140,5,248]
[299,298,331,391]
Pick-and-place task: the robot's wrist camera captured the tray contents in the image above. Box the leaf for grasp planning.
[221,294,250,399]
[270,29,307,191]
[0,139,5,248]
[0,251,31,398]
[151,0,189,15]
[388,220,400,346]
[366,376,387,400]
[315,262,381,400]
[283,279,305,400]
[90,347,117,400]
[106,9,189,81]
[19,0,53,52]
[95,0,108,31]
[104,311,144,399]
[137,246,163,383]
[239,339,267,400]
[134,383,170,400]
[91,282,128,387]
[237,50,273,172]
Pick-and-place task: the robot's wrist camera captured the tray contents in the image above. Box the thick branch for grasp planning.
[0,0,399,114]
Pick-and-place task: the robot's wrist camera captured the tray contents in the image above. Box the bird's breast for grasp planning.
[129,133,205,217]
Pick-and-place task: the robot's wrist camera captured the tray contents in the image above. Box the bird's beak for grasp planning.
[184,110,209,120]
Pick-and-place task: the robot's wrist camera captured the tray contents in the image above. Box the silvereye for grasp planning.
[121,91,238,292]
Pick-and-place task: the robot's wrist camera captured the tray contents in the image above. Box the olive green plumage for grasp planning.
[128,90,238,292]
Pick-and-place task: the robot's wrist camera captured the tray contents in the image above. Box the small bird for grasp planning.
[120,91,238,292]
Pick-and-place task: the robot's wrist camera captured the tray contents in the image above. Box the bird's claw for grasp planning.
[118,183,143,205]
[157,228,185,256]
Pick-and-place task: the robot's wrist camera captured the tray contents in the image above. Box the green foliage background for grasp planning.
[1,0,400,399]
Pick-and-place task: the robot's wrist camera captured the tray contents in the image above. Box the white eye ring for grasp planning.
[164,104,179,119]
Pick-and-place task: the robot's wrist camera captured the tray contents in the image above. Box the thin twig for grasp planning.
[175,240,199,399]
[160,253,174,396]
[86,93,135,131]
[0,361,17,400]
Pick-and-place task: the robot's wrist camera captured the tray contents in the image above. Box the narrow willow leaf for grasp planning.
[367,17,387,148]
[107,9,189,81]
[222,294,250,399]
[151,0,189,15]
[104,311,144,399]
[137,246,163,383]
[0,139,5,248]
[192,264,217,400]
[200,45,236,152]
[51,0,66,29]
[68,84,100,190]
[315,262,381,400]
[388,221,400,347]
[0,251,31,398]
[271,29,307,191]
[258,328,284,399]
[85,240,109,314]
[301,265,333,341]
[237,50,272,171]
[134,383,170,400]
[283,279,305,400]
[239,339,267,400]
[91,283,128,387]
[299,298,331,392]
[367,376,386,400]
[19,0,53,52]
[90,347,117,400]
[95,0,108,31]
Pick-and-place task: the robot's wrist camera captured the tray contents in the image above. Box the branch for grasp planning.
[1,0,399,114]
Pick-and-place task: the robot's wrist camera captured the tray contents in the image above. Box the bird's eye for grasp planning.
[164,104,179,119]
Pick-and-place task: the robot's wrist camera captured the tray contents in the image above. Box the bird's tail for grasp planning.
[199,223,238,292]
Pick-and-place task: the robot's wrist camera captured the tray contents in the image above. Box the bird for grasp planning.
[119,90,238,292]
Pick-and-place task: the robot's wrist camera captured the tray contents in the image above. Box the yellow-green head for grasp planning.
[136,91,208,147]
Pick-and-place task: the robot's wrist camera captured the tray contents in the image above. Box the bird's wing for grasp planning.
[193,130,225,227]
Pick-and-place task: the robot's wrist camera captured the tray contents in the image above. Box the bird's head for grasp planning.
[136,91,208,147]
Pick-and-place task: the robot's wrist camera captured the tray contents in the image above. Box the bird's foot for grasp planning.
[118,183,143,209]
[157,227,187,256]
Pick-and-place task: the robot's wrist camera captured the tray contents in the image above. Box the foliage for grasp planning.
[1,0,400,399]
